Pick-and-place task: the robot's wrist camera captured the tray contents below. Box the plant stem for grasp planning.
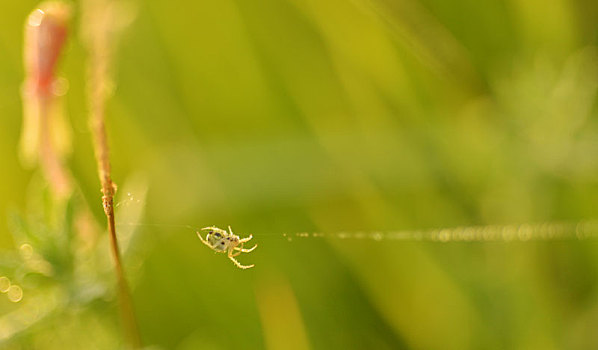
[87,6,142,347]
[90,90,142,349]
[38,95,71,197]
[90,100,142,349]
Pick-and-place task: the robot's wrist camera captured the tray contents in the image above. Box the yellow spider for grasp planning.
[197,226,257,269]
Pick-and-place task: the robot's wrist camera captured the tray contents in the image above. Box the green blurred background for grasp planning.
[2,0,598,349]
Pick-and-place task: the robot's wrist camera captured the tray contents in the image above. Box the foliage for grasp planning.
[0,0,598,349]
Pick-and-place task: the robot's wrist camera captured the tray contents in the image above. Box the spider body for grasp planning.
[197,226,257,269]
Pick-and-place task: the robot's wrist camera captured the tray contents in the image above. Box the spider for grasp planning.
[197,226,257,269]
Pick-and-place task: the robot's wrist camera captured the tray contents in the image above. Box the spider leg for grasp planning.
[227,249,254,269]
[197,232,212,248]
[230,245,242,257]
[234,244,257,253]
[238,234,253,243]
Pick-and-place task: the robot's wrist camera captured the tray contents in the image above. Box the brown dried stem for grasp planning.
[89,70,141,350]
[85,0,142,347]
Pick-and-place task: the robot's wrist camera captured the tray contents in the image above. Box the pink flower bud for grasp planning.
[24,2,71,96]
